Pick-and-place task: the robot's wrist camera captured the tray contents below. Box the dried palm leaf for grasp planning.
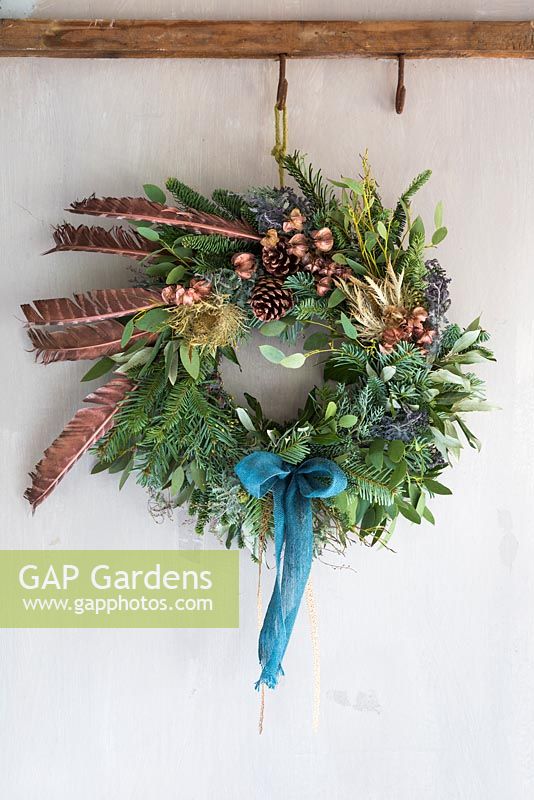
[25,375,134,510]
[43,223,159,260]
[337,263,408,339]
[68,196,260,241]
[22,288,162,326]
[26,320,151,363]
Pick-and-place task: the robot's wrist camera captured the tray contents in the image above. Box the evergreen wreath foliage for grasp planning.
[22,156,494,558]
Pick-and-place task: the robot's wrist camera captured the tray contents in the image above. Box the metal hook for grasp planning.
[395,54,406,114]
[276,53,288,110]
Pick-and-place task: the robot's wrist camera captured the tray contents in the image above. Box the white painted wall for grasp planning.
[1,2,533,798]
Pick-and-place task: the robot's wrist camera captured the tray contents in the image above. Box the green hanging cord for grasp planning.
[271,54,288,187]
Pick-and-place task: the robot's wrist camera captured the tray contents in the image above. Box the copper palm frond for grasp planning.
[68,196,260,241]
[25,375,134,511]
[26,320,150,363]
[43,223,160,260]
[22,288,163,326]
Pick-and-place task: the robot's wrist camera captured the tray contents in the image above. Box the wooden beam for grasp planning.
[1,19,534,59]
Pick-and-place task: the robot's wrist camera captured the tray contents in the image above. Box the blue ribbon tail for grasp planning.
[235,452,347,690]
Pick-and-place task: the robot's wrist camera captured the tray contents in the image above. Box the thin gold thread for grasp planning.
[257,502,270,735]
[305,577,321,733]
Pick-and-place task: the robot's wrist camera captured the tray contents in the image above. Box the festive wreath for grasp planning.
[22,152,493,689]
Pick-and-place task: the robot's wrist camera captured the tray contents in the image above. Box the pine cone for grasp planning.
[250,276,294,321]
[262,241,300,278]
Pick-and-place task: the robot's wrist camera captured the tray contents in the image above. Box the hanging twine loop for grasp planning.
[271,54,288,187]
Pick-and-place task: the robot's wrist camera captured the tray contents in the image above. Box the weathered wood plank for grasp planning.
[0,19,533,59]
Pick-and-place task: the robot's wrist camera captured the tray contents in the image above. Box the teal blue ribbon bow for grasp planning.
[235,452,347,690]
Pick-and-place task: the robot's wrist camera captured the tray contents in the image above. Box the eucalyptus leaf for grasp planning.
[90,460,109,475]
[327,288,346,308]
[451,399,496,413]
[304,331,330,351]
[189,463,206,492]
[120,318,135,349]
[364,231,378,250]
[325,401,337,420]
[396,499,421,524]
[137,227,161,242]
[388,440,405,463]
[236,407,256,432]
[432,226,448,245]
[280,353,306,369]
[338,414,358,429]
[340,312,358,340]
[416,491,427,516]
[116,347,153,373]
[143,183,166,204]
[368,439,385,469]
[146,264,173,278]
[411,216,425,238]
[220,345,240,367]
[330,177,364,194]
[138,332,165,376]
[81,357,116,382]
[166,265,186,284]
[172,245,194,259]
[169,353,179,385]
[259,344,285,364]
[434,201,443,228]
[430,369,469,388]
[107,453,132,475]
[135,308,169,332]
[345,257,367,275]
[260,320,287,336]
[466,315,482,331]
[118,458,134,490]
[377,221,388,240]
[381,365,396,382]
[430,426,463,450]
[423,478,452,495]
[449,329,480,354]
[452,350,488,365]
[170,466,185,496]
[179,344,200,380]
[423,506,436,525]
[389,459,407,488]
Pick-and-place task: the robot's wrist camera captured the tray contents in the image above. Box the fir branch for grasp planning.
[281,151,337,212]
[211,189,245,220]
[391,169,432,241]
[177,234,251,255]
[343,454,395,505]
[166,178,229,217]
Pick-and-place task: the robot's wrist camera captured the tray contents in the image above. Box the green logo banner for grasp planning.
[0,551,239,628]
